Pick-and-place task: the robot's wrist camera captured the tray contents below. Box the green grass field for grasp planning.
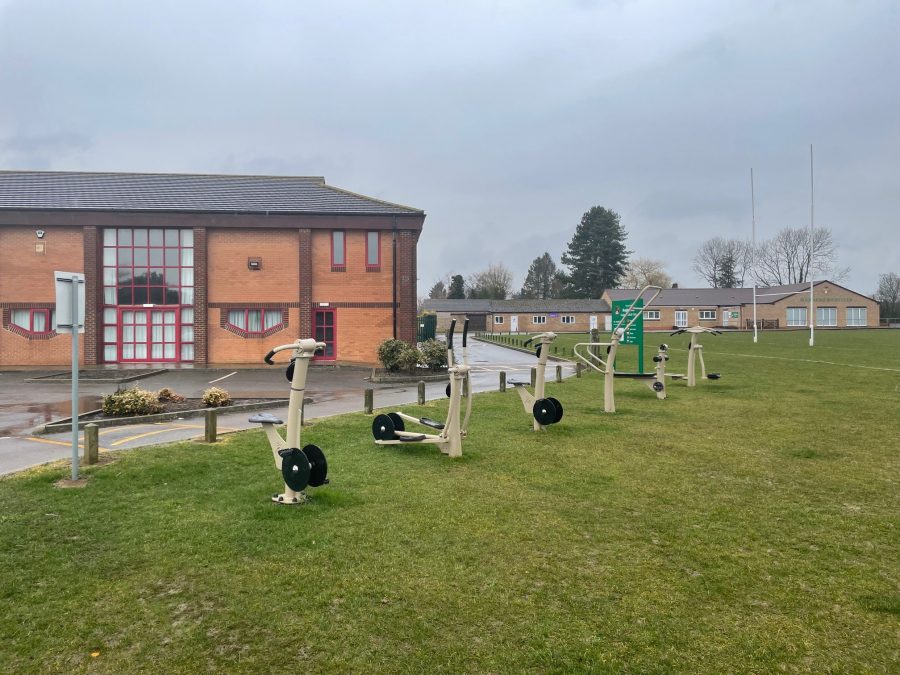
[1,330,898,673]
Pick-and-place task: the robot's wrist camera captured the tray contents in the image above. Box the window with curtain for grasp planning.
[10,308,53,335]
[226,309,285,336]
[786,307,807,326]
[846,307,867,326]
[816,307,837,326]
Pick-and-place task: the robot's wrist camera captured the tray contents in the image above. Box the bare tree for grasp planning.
[622,257,673,288]
[693,238,752,287]
[876,272,900,319]
[752,226,841,286]
[467,263,514,299]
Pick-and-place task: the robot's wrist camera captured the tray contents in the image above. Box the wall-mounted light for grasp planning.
[36,230,45,239]
[248,257,262,271]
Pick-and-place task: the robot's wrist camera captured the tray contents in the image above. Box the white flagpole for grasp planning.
[809,144,815,347]
[751,167,758,343]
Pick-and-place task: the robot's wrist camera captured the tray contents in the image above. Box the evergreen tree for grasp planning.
[559,206,630,297]
[716,253,738,288]
[447,274,466,299]
[519,253,558,299]
[428,280,447,299]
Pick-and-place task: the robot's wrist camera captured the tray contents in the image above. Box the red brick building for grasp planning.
[0,171,424,367]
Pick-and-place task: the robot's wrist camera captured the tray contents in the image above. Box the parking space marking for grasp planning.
[24,436,110,452]
[109,424,238,447]
[209,371,238,384]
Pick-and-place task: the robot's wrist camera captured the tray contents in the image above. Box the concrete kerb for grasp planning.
[37,399,290,435]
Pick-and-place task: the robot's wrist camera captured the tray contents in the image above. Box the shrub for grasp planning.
[378,339,419,372]
[102,388,164,417]
[419,339,447,371]
[156,387,185,403]
[202,387,232,407]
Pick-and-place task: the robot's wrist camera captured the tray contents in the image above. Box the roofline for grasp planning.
[0,169,327,182]
[0,206,424,218]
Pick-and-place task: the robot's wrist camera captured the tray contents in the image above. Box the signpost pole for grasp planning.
[70,279,80,481]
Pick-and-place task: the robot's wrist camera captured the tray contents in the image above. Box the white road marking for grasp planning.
[208,371,238,384]
[711,351,900,373]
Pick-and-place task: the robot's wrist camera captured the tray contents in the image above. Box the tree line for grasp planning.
[427,204,892,316]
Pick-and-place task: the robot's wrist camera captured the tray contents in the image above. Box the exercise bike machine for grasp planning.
[371,319,471,457]
[249,338,330,505]
[573,285,665,413]
[667,326,722,386]
[506,332,564,431]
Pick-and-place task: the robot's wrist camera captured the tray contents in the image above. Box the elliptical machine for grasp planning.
[506,332,564,431]
[667,326,722,386]
[249,338,329,505]
[371,319,471,458]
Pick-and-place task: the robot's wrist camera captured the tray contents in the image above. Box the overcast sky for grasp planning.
[1,0,897,296]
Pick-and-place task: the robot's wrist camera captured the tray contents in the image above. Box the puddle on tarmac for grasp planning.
[0,396,101,435]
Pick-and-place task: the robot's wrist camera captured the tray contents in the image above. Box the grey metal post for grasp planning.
[556,365,563,383]
[417,381,425,405]
[83,424,99,465]
[364,388,374,414]
[499,371,506,392]
[530,367,536,388]
[205,409,217,443]
[70,280,80,481]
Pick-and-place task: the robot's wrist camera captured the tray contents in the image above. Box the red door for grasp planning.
[118,308,180,362]
[313,309,336,361]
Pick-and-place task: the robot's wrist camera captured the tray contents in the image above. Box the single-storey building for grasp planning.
[603,281,880,329]
[0,171,424,367]
[421,298,611,334]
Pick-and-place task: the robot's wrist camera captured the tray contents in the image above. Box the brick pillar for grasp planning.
[82,226,100,365]
[193,227,208,365]
[397,229,419,344]
[299,228,312,338]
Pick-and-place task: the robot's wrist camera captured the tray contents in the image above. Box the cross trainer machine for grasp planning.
[249,338,329,505]
[573,285,665,413]
[506,332,564,431]
[371,319,471,457]
[666,326,722,386]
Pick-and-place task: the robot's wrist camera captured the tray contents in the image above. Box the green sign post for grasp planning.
[611,298,644,373]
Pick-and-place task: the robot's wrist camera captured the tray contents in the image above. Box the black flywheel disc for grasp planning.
[546,397,564,423]
[280,448,310,492]
[533,398,558,426]
[372,414,396,441]
[302,444,328,487]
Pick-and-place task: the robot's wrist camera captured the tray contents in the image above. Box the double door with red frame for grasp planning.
[118,307,180,362]
[313,309,336,361]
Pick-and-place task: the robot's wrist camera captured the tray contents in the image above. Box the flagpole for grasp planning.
[751,167,758,343]
[809,144,815,347]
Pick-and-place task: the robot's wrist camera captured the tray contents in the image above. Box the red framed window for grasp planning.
[313,309,336,360]
[366,231,381,271]
[118,308,180,362]
[11,308,53,335]
[331,231,346,271]
[226,309,285,335]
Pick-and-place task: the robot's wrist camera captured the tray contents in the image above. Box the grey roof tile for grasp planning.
[0,171,423,215]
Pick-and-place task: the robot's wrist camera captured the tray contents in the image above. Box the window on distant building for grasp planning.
[699,310,716,320]
[366,231,380,271]
[846,307,867,326]
[532,315,547,324]
[331,231,346,271]
[786,307,807,327]
[644,310,660,320]
[816,307,837,327]
[10,308,54,336]
[494,316,504,324]
[561,315,575,324]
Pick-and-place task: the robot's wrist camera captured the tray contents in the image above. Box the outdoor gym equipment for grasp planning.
[507,332,564,431]
[573,285,664,413]
[249,338,329,505]
[667,326,722,386]
[371,319,471,457]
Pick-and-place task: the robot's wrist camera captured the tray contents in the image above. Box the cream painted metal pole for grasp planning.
[751,167,758,343]
[70,278,80,481]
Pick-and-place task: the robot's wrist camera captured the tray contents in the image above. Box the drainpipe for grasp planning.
[392,217,398,339]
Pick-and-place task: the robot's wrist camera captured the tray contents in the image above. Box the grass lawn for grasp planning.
[1,330,898,673]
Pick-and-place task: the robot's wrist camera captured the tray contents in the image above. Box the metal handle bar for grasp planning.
[670,327,723,336]
[573,342,611,373]
[263,339,326,364]
[461,318,469,348]
[446,319,457,350]
[523,332,557,347]
[613,285,662,336]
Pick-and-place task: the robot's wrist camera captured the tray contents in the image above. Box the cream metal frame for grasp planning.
[507,331,563,431]
[667,326,722,387]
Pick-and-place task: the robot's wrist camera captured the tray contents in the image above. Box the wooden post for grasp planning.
[204,409,217,443]
[364,388,374,414]
[417,381,425,405]
[530,367,537,388]
[576,362,583,378]
[556,365,563,383]
[499,371,506,392]
[83,423,99,465]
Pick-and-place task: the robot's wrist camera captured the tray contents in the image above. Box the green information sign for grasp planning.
[611,298,644,373]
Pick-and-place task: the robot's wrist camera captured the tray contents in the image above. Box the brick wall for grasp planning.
[193,227,208,365]
[0,226,85,366]
[759,283,880,327]
[487,311,609,334]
